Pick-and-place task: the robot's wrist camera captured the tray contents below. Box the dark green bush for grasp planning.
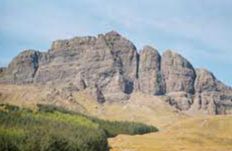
[37,104,76,115]
[90,118,158,137]
[37,104,158,137]
[0,104,108,151]
[0,104,158,151]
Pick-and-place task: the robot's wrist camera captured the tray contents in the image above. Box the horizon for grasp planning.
[1,0,232,86]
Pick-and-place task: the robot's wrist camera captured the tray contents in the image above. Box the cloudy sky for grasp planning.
[1,0,232,86]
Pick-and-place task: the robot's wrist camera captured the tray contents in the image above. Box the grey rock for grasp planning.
[161,50,196,94]
[74,73,87,91]
[1,31,232,115]
[0,50,42,84]
[188,68,232,115]
[194,68,232,92]
[188,92,218,115]
[34,31,137,102]
[90,85,106,103]
[166,92,193,111]
[138,46,163,95]
[194,68,217,92]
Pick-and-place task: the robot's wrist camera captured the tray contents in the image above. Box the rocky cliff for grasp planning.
[0,31,231,114]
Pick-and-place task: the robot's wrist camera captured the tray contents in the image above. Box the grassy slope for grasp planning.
[0,84,186,129]
[2,84,232,151]
[0,104,108,151]
[0,84,85,111]
[109,115,232,151]
[0,104,158,151]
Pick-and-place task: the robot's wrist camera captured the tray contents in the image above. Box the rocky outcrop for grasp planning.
[194,69,217,92]
[0,31,231,115]
[34,31,137,102]
[161,50,196,94]
[138,46,163,95]
[166,92,193,111]
[0,50,42,84]
[188,68,232,115]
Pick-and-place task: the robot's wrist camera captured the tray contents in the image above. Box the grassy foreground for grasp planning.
[109,115,232,151]
[0,104,158,151]
[0,84,186,129]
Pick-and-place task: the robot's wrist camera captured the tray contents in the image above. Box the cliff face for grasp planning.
[0,50,42,84]
[0,31,231,114]
[36,31,137,102]
[161,50,196,94]
[138,46,163,95]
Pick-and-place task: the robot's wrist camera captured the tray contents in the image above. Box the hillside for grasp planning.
[0,84,185,129]
[109,115,232,151]
[0,104,157,151]
[1,85,232,151]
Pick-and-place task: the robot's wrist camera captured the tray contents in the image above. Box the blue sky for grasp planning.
[1,0,232,86]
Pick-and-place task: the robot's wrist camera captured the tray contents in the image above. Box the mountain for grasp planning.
[0,31,232,115]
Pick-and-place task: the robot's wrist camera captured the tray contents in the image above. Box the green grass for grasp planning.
[37,104,158,137]
[91,118,158,137]
[0,104,158,151]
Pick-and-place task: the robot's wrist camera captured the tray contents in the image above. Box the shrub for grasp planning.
[0,104,108,151]
[0,104,158,151]
[37,104,158,137]
[90,118,158,137]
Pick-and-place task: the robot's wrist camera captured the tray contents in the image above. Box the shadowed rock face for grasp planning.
[0,50,42,84]
[0,31,231,115]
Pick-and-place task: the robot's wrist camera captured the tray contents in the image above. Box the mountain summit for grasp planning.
[0,31,232,114]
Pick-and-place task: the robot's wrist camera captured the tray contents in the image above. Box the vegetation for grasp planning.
[91,118,157,137]
[37,104,158,137]
[0,104,158,151]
